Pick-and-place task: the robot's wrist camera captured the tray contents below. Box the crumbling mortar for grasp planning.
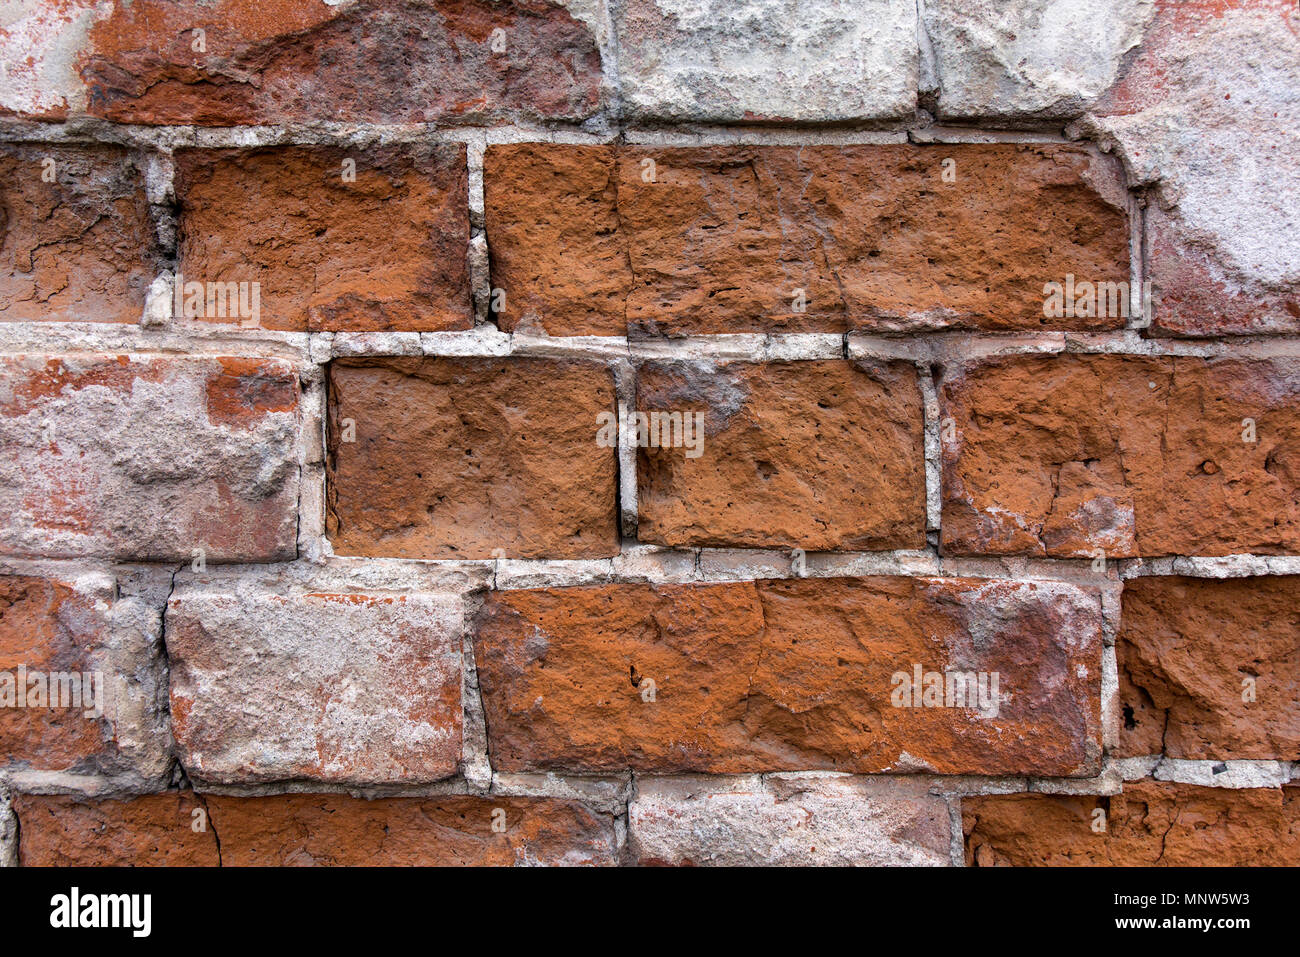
[611,357,639,537]
[460,587,493,793]
[0,111,1128,157]
[945,793,963,866]
[919,362,942,533]
[10,321,1300,364]
[0,785,17,867]
[5,76,1298,849]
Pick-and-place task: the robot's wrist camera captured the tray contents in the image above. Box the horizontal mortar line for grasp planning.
[151,550,1300,587]
[0,120,614,150]
[11,552,1300,582]
[12,554,1300,588]
[0,119,1077,151]
[166,779,481,800]
[10,324,1300,361]
[1112,756,1300,788]
[1117,554,1300,578]
[8,761,1292,804]
[907,125,1072,144]
[620,127,910,146]
[262,328,1300,361]
[0,322,314,359]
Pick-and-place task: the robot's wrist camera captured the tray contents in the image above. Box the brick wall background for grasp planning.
[0,0,1297,866]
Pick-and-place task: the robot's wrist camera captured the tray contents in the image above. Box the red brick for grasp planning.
[70,0,602,126]
[963,781,1300,866]
[13,791,618,866]
[636,359,926,550]
[1118,575,1300,760]
[474,577,1102,775]
[204,794,618,866]
[0,144,161,324]
[0,575,113,773]
[484,144,629,336]
[327,357,618,560]
[484,142,1129,336]
[166,588,463,785]
[14,792,220,866]
[203,358,299,428]
[175,145,471,332]
[1148,204,1300,336]
[0,355,300,562]
[1090,1,1300,337]
[941,355,1300,557]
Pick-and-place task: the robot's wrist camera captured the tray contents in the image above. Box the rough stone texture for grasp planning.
[484,144,628,337]
[484,143,1130,336]
[923,0,1155,120]
[204,794,618,866]
[0,570,169,785]
[3,0,1296,873]
[0,574,111,775]
[0,355,300,562]
[941,355,1300,558]
[635,359,926,550]
[1117,576,1300,761]
[919,1,1300,336]
[475,576,1103,776]
[963,780,1300,865]
[175,145,471,332]
[0,0,603,125]
[613,0,916,122]
[1080,0,1300,335]
[0,0,101,119]
[630,776,950,866]
[166,588,463,785]
[0,789,15,867]
[14,791,220,866]
[327,357,618,560]
[0,143,162,324]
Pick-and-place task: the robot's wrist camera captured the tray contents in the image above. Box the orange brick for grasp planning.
[0,144,161,323]
[327,357,618,560]
[964,781,1300,866]
[175,145,471,331]
[475,577,1102,776]
[941,355,1300,557]
[485,143,1129,336]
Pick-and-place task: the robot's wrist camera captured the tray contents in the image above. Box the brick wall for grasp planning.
[0,0,1297,867]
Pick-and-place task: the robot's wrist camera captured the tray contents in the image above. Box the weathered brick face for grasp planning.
[486,143,1129,336]
[3,0,1298,872]
[0,355,300,562]
[77,0,604,126]
[941,355,1300,558]
[0,575,118,773]
[475,577,1102,776]
[14,792,220,866]
[635,360,926,550]
[166,588,464,785]
[202,794,618,866]
[14,791,618,865]
[963,782,1300,866]
[630,777,951,866]
[327,357,618,560]
[175,145,472,332]
[0,144,161,324]
[1146,205,1300,337]
[1117,576,1300,760]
